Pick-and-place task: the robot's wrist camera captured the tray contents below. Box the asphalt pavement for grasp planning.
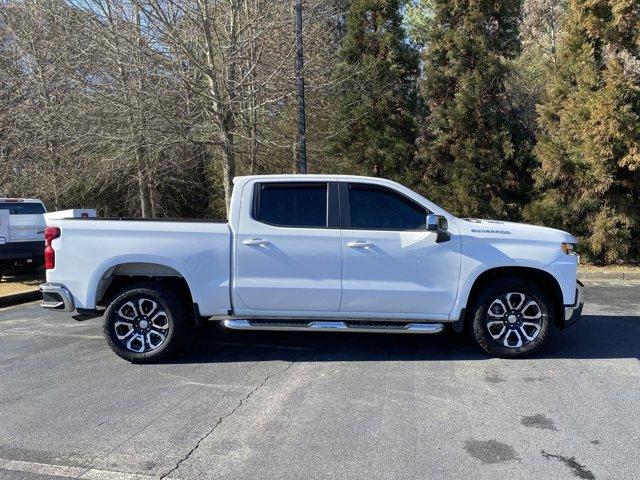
[0,281,638,480]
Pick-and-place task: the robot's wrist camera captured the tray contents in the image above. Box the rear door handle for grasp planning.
[243,238,270,246]
[347,241,374,248]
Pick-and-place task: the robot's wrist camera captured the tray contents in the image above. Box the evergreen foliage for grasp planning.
[525,0,640,262]
[328,0,420,178]
[414,0,535,220]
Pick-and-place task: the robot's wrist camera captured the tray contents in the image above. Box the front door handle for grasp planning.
[243,238,270,246]
[347,241,374,248]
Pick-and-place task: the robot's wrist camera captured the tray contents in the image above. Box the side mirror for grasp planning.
[427,214,448,231]
[426,214,450,243]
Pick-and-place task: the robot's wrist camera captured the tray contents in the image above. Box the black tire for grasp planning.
[104,283,188,363]
[471,277,553,358]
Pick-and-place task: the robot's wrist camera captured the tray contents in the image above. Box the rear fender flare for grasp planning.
[87,254,191,308]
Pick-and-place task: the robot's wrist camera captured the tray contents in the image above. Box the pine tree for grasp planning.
[414,0,534,219]
[328,0,420,178]
[525,0,640,262]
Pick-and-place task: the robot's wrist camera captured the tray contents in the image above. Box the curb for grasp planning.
[578,271,640,281]
[0,290,41,308]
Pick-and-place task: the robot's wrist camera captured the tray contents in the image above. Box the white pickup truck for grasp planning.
[0,198,47,279]
[40,175,584,362]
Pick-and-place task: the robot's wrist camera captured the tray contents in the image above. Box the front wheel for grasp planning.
[104,284,188,363]
[471,278,553,358]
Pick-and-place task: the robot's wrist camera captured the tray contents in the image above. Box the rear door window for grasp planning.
[255,183,328,228]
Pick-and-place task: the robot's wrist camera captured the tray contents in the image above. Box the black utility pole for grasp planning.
[294,0,307,173]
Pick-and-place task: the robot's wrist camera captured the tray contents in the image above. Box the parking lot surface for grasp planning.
[0,281,638,480]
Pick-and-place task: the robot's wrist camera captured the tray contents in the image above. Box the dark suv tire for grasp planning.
[104,283,188,363]
[471,277,554,358]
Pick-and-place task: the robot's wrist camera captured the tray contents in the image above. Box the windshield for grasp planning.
[0,202,46,214]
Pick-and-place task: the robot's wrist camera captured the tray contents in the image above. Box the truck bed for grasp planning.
[45,218,232,315]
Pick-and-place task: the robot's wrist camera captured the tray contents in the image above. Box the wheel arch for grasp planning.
[462,266,564,330]
[91,261,195,313]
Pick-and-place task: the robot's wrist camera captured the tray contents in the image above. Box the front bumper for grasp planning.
[40,283,75,312]
[562,280,584,328]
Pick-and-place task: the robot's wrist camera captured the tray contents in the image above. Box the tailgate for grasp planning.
[9,214,46,243]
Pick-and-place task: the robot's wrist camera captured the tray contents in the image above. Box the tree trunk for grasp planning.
[244,0,259,174]
[137,159,152,218]
[52,175,60,211]
[222,3,239,211]
[220,116,236,213]
[149,179,158,218]
[294,0,307,174]
[134,4,152,219]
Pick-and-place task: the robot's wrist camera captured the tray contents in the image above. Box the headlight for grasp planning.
[561,243,579,256]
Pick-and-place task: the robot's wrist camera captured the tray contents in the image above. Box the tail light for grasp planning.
[44,227,61,269]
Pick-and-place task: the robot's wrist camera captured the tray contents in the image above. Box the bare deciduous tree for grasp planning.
[0,0,351,217]
[521,0,566,65]
[141,0,294,209]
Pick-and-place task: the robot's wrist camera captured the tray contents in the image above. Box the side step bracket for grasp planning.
[223,319,444,334]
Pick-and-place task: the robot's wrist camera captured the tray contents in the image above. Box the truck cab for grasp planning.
[230,177,461,320]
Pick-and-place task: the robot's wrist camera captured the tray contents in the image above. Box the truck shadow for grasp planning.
[170,314,640,363]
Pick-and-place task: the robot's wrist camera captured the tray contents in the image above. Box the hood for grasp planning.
[457,218,577,243]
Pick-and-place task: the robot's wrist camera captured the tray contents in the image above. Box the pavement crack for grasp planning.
[160,361,294,479]
[541,450,595,479]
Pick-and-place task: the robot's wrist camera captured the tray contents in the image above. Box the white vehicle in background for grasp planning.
[40,175,584,363]
[0,198,47,279]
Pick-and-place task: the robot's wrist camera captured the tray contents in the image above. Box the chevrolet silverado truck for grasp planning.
[40,175,584,362]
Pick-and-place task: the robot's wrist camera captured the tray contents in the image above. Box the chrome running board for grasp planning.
[223,319,444,334]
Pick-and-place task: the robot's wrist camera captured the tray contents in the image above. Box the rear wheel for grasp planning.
[104,284,188,363]
[471,277,553,358]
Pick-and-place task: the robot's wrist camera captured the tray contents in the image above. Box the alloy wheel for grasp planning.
[113,298,170,353]
[486,292,544,349]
